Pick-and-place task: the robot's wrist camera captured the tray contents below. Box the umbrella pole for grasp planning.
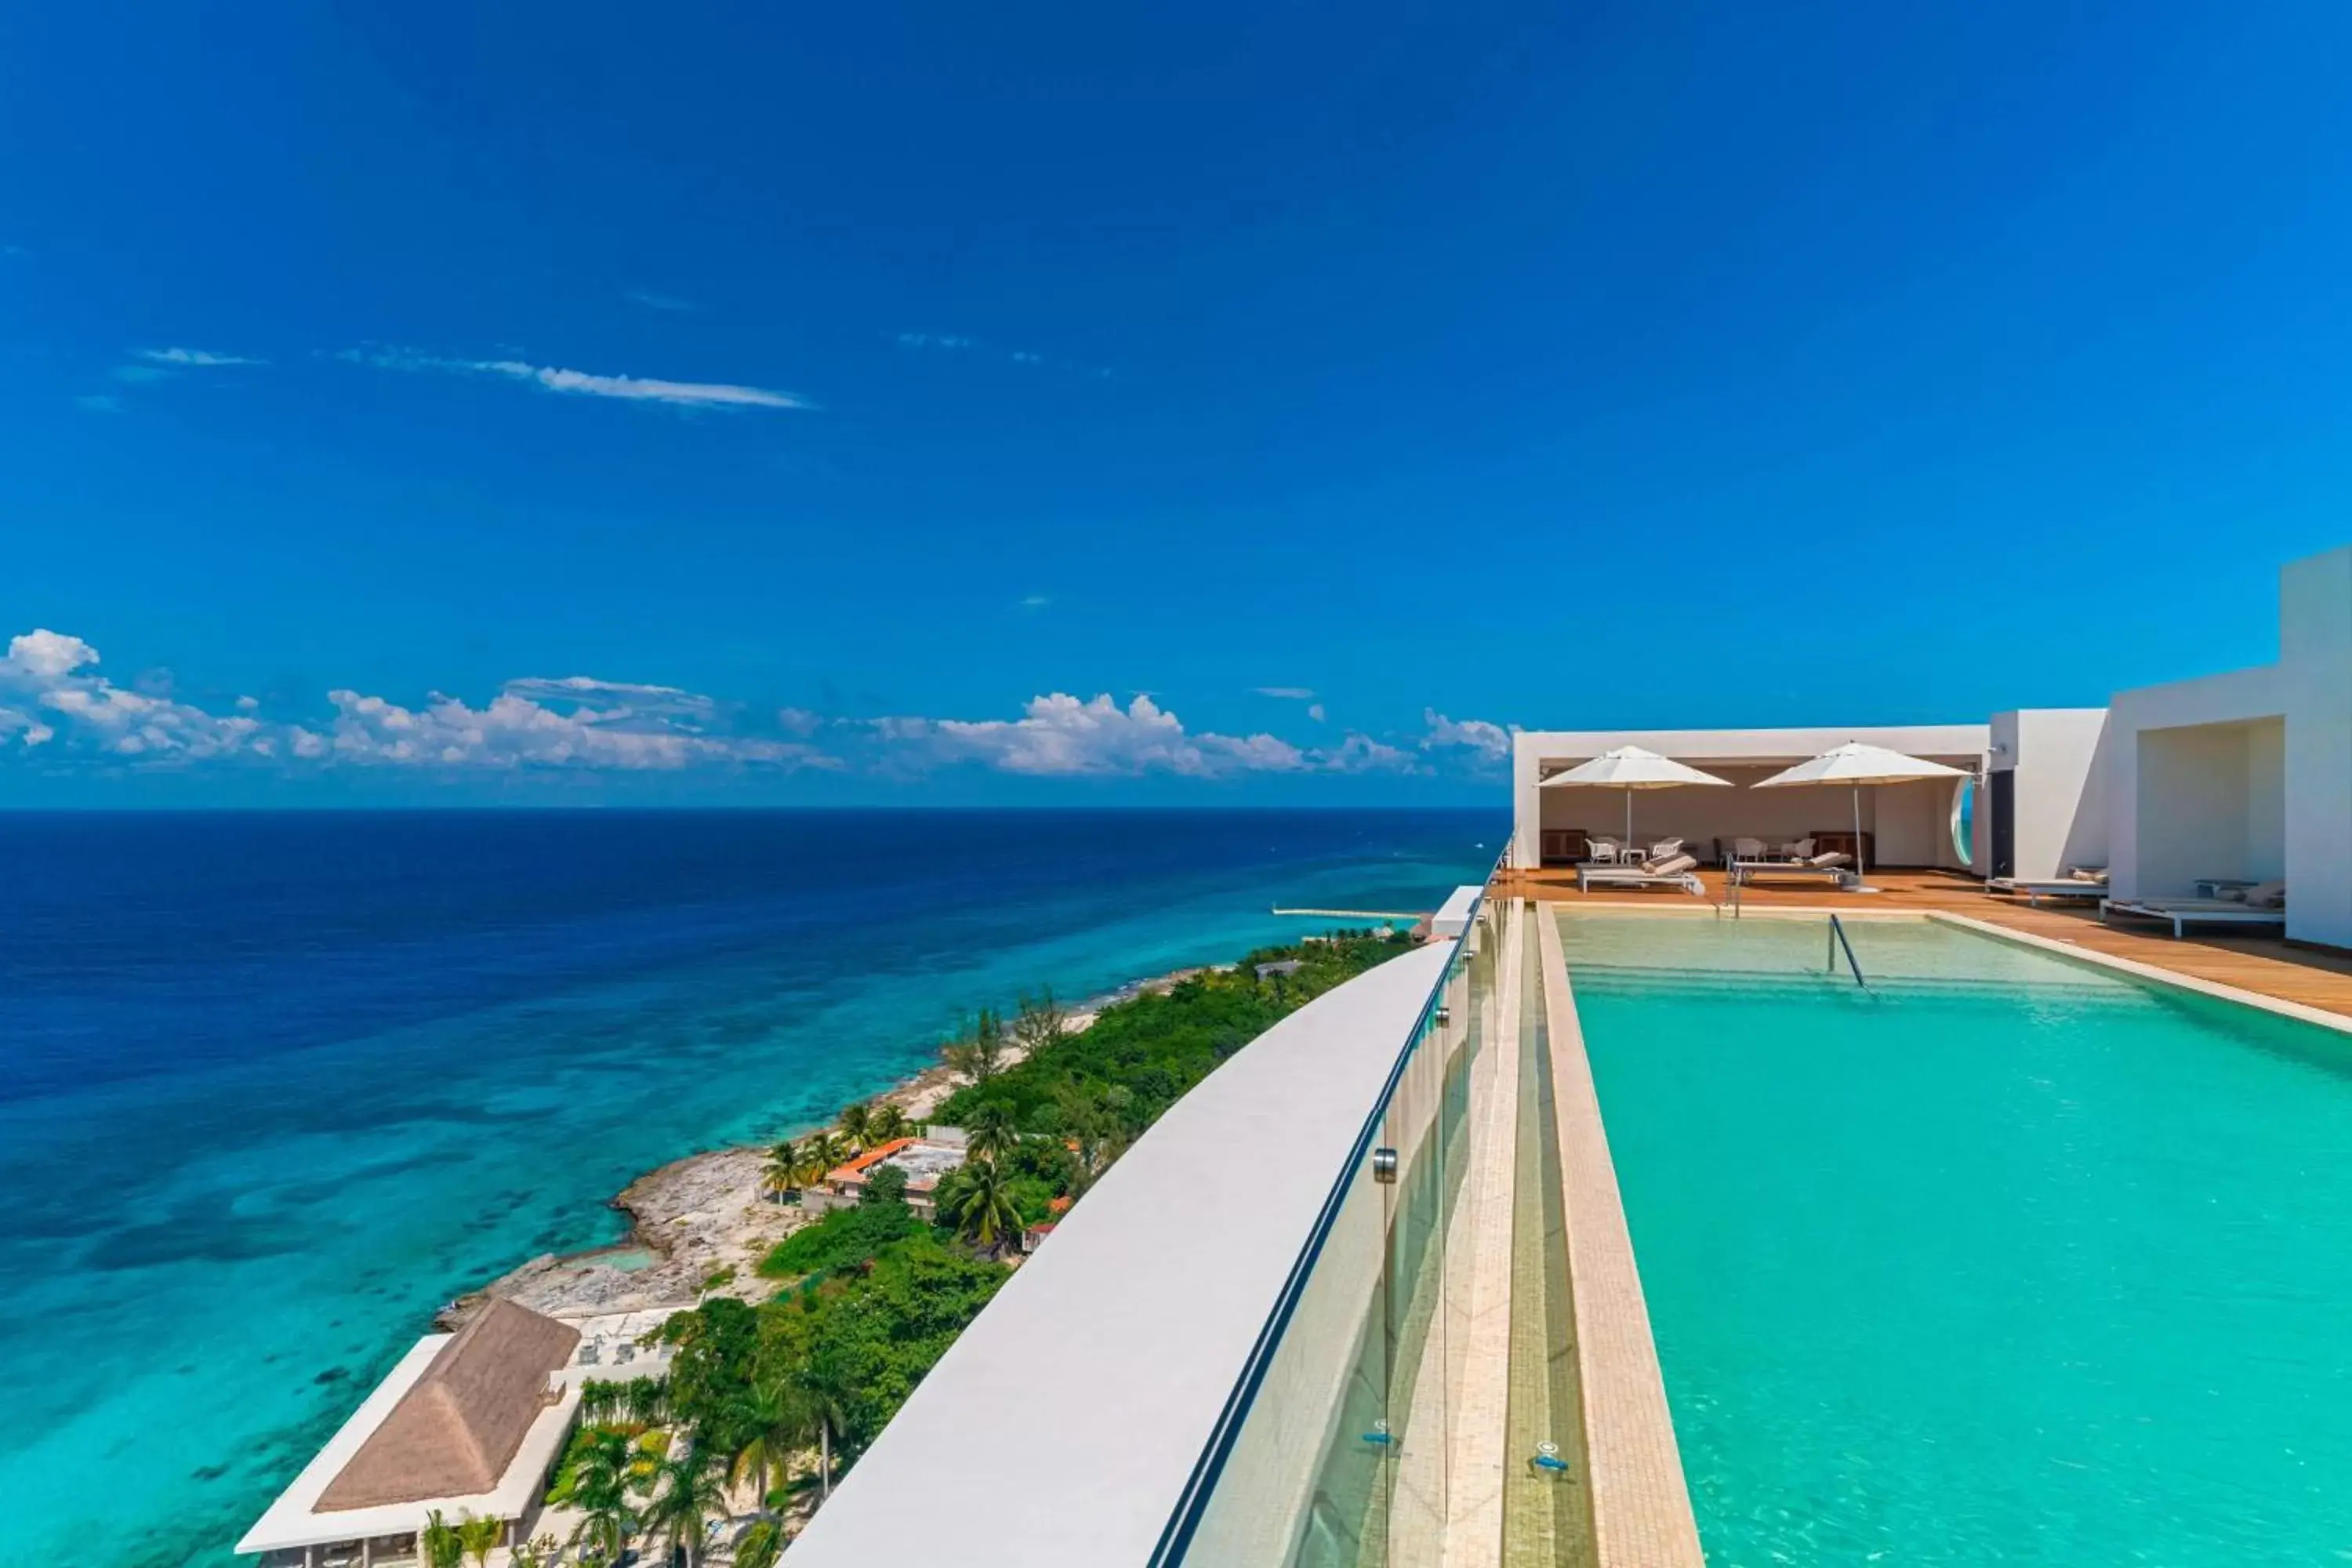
[1624,789,1633,851]
[1853,785,1864,877]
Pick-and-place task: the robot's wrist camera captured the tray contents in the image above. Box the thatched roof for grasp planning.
[318,1299,579,1512]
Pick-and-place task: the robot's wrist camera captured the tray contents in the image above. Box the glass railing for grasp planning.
[1154,870,1588,1567]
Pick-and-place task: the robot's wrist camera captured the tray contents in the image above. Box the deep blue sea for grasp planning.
[0,808,1495,1566]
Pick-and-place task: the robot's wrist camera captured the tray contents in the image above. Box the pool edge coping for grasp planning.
[1925,910,2352,1038]
[1538,898,2352,1038]
[1536,905,1709,1568]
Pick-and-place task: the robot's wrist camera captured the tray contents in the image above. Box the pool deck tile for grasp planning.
[1534,909,1707,1568]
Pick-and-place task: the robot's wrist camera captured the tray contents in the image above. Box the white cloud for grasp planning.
[897,333,975,350]
[345,347,813,411]
[776,706,823,738]
[1020,594,1051,611]
[1010,351,1043,365]
[626,290,698,312]
[75,394,123,413]
[873,692,1307,779]
[2,630,260,758]
[1253,686,1316,701]
[0,707,55,746]
[321,689,774,771]
[1325,733,1417,773]
[139,347,265,367]
[0,627,836,775]
[1306,702,1327,724]
[866,693,1432,779]
[1421,708,1516,762]
[9,630,100,679]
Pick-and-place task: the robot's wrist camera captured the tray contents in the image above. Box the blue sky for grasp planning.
[5,1,2351,804]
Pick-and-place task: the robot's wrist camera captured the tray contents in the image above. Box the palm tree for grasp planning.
[623,1374,671,1427]
[867,1102,913,1144]
[962,1101,1018,1163]
[644,1443,730,1568]
[733,1518,784,1568]
[936,1156,1024,1257]
[837,1101,875,1150]
[728,1381,810,1515]
[762,1140,801,1202]
[1012,988,1069,1054]
[793,1130,846,1188]
[786,1352,857,1501]
[456,1513,504,1568]
[567,1429,639,1568]
[421,1510,464,1568]
[942,1007,1007,1085]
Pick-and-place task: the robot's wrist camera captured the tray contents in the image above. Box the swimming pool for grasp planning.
[1561,912,2352,1565]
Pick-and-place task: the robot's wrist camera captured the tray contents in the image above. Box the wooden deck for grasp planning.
[1494,867,2352,1022]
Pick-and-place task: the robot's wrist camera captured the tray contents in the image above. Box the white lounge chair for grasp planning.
[1730,851,1853,887]
[1732,836,1768,862]
[1585,836,1627,865]
[1987,876,2107,907]
[1577,852,1704,895]
[2100,893,2285,938]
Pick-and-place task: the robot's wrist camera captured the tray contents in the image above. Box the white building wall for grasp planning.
[1988,709,2111,882]
[2249,718,2288,882]
[2281,546,2352,947]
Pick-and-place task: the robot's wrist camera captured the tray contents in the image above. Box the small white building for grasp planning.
[2101,543,2352,949]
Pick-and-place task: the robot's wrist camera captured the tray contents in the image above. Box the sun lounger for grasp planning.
[1577,852,1704,895]
[1730,851,1853,887]
[1987,877,2107,907]
[2100,898,2286,937]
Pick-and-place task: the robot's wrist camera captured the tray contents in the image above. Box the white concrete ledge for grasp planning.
[785,944,1454,1568]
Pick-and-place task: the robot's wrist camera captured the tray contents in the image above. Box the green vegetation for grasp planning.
[936,931,1414,1149]
[756,1196,922,1281]
[606,931,1410,1551]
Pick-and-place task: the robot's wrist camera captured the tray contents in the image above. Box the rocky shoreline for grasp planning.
[436,965,1210,1330]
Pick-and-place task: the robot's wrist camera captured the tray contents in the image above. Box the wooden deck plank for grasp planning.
[1493,868,2352,1020]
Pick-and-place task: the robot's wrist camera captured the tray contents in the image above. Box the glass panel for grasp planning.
[1167,884,1499,1568]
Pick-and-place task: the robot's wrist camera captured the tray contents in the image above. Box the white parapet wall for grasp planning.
[782,943,1456,1568]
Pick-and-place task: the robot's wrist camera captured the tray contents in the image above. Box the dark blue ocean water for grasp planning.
[0,808,1495,1566]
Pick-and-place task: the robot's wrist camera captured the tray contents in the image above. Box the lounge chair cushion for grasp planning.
[1808,850,1852,869]
[2241,879,2286,909]
[1646,853,1699,877]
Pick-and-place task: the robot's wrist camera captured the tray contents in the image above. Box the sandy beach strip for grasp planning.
[438,964,1211,1328]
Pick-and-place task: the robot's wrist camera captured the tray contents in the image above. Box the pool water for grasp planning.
[1562,913,2352,1566]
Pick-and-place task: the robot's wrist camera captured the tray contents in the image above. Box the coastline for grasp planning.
[438,965,1211,1330]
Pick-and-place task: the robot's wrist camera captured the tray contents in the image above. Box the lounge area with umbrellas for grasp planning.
[1519,724,1987,893]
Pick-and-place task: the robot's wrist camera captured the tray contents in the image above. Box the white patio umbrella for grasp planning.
[1540,745,1733,850]
[1750,742,1969,874]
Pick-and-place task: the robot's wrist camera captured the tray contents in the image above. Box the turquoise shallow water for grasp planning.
[1563,913,2352,1566]
[0,809,1493,1567]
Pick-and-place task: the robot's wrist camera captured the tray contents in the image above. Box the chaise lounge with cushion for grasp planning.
[1577,851,1705,895]
[1730,850,1855,887]
[2101,879,2285,937]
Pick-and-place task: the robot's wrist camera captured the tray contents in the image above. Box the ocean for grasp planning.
[0,808,1497,1566]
